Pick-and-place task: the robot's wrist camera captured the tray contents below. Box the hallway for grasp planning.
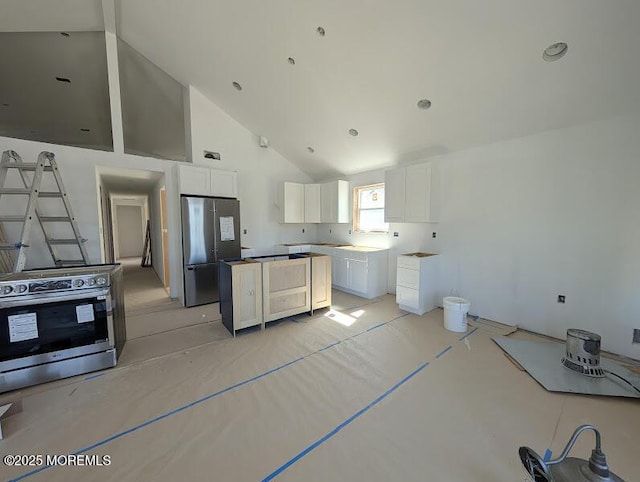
[120,257,221,340]
[121,257,174,315]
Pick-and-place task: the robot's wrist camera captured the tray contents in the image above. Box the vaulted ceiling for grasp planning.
[2,0,640,180]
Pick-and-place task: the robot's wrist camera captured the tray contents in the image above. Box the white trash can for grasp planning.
[443,297,471,332]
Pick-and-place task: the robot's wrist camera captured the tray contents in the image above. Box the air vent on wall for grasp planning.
[204,150,221,160]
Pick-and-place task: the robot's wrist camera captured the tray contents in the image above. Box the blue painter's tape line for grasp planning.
[458,327,479,341]
[366,321,387,332]
[318,341,341,352]
[84,373,104,381]
[435,346,453,359]
[261,361,430,482]
[10,356,305,482]
[543,449,552,462]
[11,310,414,481]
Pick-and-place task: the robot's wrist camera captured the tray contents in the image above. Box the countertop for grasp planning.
[278,242,387,252]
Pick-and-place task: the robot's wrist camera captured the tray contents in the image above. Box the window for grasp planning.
[353,183,389,233]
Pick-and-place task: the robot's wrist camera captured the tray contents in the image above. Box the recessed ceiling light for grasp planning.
[417,99,432,110]
[543,42,568,62]
[56,77,71,83]
[307,146,315,153]
[317,26,326,37]
[288,57,296,65]
[60,32,70,37]
[232,81,242,91]
[348,129,359,137]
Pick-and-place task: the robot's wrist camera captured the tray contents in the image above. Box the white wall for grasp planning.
[320,113,640,358]
[188,86,317,255]
[115,204,145,258]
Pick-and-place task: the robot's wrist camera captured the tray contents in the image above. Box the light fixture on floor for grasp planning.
[561,329,605,377]
[519,425,624,481]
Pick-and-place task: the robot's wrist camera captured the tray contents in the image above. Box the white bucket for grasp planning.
[443,297,471,332]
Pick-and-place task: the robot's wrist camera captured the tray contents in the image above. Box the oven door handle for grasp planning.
[0,288,111,308]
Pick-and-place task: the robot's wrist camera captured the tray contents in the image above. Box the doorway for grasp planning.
[96,166,178,338]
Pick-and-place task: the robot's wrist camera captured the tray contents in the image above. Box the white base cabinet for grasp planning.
[332,247,388,299]
[396,253,438,315]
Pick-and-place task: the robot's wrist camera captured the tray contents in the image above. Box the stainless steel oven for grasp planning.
[0,264,126,393]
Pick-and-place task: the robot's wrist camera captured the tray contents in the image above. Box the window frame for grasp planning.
[353,182,389,234]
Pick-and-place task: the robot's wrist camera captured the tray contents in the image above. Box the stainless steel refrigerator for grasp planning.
[181,196,241,307]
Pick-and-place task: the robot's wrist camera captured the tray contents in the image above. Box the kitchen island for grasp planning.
[220,252,332,336]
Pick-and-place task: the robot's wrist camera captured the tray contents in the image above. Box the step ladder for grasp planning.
[141,218,152,267]
[0,150,90,272]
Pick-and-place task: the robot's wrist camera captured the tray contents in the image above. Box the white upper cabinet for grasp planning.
[384,162,439,223]
[210,168,238,198]
[320,180,349,224]
[178,165,238,198]
[178,165,210,196]
[304,184,322,223]
[279,182,305,223]
[384,168,406,222]
[279,180,349,223]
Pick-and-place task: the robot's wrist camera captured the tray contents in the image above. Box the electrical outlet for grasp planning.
[557,295,565,303]
[348,229,351,234]
[393,232,399,237]
[243,229,247,235]
[302,228,305,233]
[633,329,640,344]
[329,229,332,234]
[432,232,436,238]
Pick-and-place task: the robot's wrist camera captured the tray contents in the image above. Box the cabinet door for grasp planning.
[320,182,336,223]
[280,182,305,223]
[178,165,211,196]
[333,254,348,288]
[311,256,332,309]
[233,264,262,329]
[211,169,237,198]
[384,168,405,222]
[404,163,431,222]
[335,180,350,223]
[304,184,322,223]
[347,258,368,293]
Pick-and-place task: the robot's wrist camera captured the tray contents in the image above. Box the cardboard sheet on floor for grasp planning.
[493,337,640,398]
[468,317,517,336]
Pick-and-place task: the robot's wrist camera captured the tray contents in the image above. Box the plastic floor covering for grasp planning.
[2,293,639,481]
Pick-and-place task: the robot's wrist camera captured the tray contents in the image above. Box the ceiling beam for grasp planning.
[101,0,117,34]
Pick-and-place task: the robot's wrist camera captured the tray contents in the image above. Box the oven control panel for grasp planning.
[0,274,109,297]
